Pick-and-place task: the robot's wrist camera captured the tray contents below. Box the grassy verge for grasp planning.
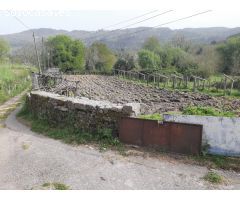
[138,105,237,121]
[17,103,125,154]
[138,113,163,121]
[189,154,240,171]
[0,63,33,104]
[182,106,237,117]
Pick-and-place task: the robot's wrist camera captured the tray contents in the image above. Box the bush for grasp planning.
[138,49,161,70]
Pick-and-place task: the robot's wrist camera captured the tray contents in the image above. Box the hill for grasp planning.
[1,27,240,51]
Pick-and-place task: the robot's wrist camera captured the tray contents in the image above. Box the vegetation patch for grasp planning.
[203,171,224,184]
[138,113,163,121]
[22,143,30,150]
[0,63,32,104]
[182,106,236,117]
[42,182,69,190]
[190,154,240,172]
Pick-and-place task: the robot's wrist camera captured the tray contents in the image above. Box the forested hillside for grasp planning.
[2,27,240,51]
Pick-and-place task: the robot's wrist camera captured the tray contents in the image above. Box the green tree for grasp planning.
[138,49,160,70]
[114,51,137,71]
[0,38,10,61]
[86,42,116,73]
[143,37,161,52]
[47,35,85,72]
[217,36,240,75]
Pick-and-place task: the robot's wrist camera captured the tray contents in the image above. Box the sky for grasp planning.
[0,0,240,35]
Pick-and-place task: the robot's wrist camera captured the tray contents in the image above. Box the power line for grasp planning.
[8,11,42,74]
[103,10,159,29]
[119,10,174,30]
[12,15,31,30]
[105,10,212,41]
[84,10,174,41]
[79,10,159,41]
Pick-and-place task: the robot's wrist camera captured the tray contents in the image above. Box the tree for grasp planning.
[86,42,116,73]
[47,35,85,72]
[138,49,160,71]
[143,37,161,52]
[114,50,138,71]
[217,36,240,75]
[171,34,191,52]
[0,38,10,61]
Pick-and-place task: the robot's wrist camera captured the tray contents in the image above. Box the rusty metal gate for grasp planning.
[119,118,202,155]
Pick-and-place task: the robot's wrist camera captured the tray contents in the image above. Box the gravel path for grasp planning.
[0,90,27,127]
[0,108,240,189]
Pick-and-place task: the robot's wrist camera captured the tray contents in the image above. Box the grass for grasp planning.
[182,106,237,117]
[17,103,125,154]
[137,105,236,121]
[190,154,240,171]
[0,62,33,104]
[22,143,30,150]
[138,113,163,121]
[42,182,69,190]
[203,171,224,184]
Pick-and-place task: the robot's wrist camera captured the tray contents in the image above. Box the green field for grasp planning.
[0,63,33,104]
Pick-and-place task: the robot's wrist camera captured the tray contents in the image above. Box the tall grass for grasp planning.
[0,63,32,104]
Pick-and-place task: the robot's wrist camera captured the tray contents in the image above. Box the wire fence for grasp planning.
[113,69,237,95]
[32,68,238,97]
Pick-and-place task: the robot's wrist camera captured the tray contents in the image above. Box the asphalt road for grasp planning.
[0,108,240,189]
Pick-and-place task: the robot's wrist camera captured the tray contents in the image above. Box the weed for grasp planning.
[203,171,224,184]
[182,106,236,117]
[52,182,69,190]
[190,154,240,171]
[42,183,51,187]
[22,143,30,150]
[138,113,163,121]
[42,182,69,190]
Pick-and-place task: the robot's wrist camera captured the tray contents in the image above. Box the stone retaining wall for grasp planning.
[26,91,141,134]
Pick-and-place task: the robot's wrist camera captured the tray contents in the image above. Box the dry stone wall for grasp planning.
[26,91,141,134]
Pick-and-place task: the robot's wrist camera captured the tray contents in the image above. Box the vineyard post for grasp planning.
[193,76,196,92]
[224,76,227,95]
[172,76,176,89]
[230,80,234,95]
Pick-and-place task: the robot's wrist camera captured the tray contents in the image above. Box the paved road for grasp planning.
[0,108,240,189]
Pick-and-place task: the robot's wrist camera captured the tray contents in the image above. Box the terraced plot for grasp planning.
[50,75,240,115]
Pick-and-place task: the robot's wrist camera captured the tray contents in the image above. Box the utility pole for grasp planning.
[41,37,45,71]
[33,32,42,74]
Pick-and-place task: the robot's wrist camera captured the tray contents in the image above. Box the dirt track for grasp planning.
[58,75,240,114]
